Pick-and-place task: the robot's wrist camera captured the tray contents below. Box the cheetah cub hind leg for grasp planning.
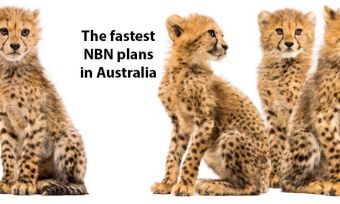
[197,130,269,196]
[281,130,324,195]
[37,131,87,195]
[281,180,324,195]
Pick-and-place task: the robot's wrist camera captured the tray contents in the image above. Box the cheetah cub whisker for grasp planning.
[281,6,340,196]
[0,7,87,195]
[151,14,270,196]
[257,8,316,188]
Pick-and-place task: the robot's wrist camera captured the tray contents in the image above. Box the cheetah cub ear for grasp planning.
[258,11,271,30]
[324,5,338,23]
[32,9,40,19]
[166,15,184,42]
[305,12,316,26]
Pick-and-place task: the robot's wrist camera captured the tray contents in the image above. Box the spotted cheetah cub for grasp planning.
[281,6,340,196]
[151,14,270,196]
[0,7,87,195]
[257,9,316,187]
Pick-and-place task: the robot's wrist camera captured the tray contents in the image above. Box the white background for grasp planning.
[0,0,339,203]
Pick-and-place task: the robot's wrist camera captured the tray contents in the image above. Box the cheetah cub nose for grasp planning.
[222,44,228,51]
[284,41,294,48]
[10,43,20,51]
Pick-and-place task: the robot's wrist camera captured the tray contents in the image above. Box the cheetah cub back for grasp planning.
[257,8,316,187]
[151,14,270,196]
[281,6,340,196]
[0,7,87,195]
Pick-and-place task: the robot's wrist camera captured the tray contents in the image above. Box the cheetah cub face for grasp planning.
[323,6,340,59]
[0,7,40,62]
[166,14,228,63]
[258,9,315,59]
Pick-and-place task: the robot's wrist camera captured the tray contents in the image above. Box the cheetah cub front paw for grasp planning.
[270,175,281,188]
[171,183,195,196]
[151,182,172,194]
[324,182,340,196]
[196,180,225,196]
[11,181,36,195]
[0,181,12,194]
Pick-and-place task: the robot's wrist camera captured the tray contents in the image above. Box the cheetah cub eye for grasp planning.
[295,28,302,35]
[208,29,216,37]
[21,29,30,37]
[0,28,8,35]
[275,28,284,35]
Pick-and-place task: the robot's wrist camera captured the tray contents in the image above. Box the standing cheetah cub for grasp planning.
[151,14,270,196]
[0,7,87,195]
[281,6,340,196]
[257,9,316,187]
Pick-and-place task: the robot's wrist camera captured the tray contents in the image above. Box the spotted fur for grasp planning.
[257,8,316,187]
[281,6,340,196]
[0,7,87,195]
[151,14,270,196]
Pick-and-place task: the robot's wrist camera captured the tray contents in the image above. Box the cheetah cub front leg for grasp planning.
[151,119,192,194]
[10,119,46,195]
[172,117,215,196]
[0,115,18,194]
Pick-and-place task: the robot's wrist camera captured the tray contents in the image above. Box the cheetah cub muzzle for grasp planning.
[0,7,87,195]
[151,14,270,196]
[257,8,316,188]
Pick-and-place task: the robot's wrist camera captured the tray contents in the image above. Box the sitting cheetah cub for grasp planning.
[257,9,316,187]
[151,14,270,196]
[0,7,87,195]
[281,6,340,196]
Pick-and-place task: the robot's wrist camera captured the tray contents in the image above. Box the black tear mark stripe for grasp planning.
[277,34,284,51]
[1,37,8,51]
[21,36,27,52]
[213,36,218,48]
[294,34,301,49]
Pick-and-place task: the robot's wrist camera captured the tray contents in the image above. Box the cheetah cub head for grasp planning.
[166,14,228,63]
[323,6,340,59]
[258,9,315,59]
[0,7,40,62]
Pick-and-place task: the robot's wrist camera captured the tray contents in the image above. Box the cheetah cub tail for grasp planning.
[37,179,88,195]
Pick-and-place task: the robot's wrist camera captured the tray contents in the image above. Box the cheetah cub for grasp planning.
[0,7,87,195]
[257,9,316,187]
[151,14,270,196]
[281,6,340,196]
